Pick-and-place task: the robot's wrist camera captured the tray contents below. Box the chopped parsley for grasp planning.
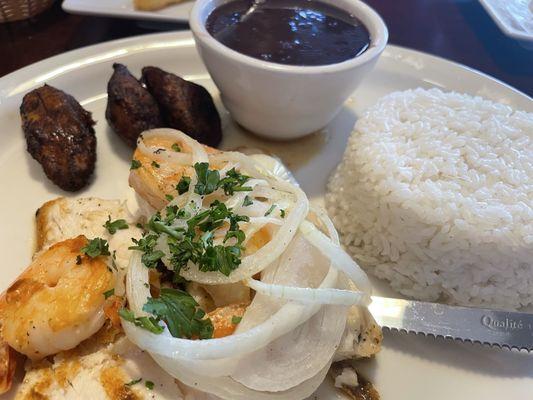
[165,194,174,202]
[143,288,213,339]
[242,195,253,207]
[130,159,142,170]
[171,143,181,152]
[81,238,110,258]
[176,176,191,195]
[125,378,142,387]
[264,204,276,217]
[145,381,155,390]
[151,160,160,169]
[103,216,128,234]
[193,163,252,196]
[231,316,242,324]
[119,308,164,334]
[280,209,286,218]
[103,288,115,299]
[218,168,252,195]
[129,234,164,268]
[194,162,220,195]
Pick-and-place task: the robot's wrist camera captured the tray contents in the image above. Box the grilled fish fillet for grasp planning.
[36,197,135,252]
[16,330,183,400]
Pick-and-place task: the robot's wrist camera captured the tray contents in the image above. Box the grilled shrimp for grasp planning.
[0,339,16,394]
[129,131,218,210]
[0,236,115,360]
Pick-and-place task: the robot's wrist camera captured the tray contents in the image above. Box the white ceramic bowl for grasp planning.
[190,0,388,140]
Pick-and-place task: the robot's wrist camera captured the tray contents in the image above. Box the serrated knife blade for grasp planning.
[368,296,533,351]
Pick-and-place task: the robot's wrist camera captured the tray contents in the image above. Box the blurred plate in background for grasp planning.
[62,0,193,22]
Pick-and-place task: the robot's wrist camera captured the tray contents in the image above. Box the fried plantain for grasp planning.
[20,85,96,192]
[105,63,163,148]
[142,66,222,147]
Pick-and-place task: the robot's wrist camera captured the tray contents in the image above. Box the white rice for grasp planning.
[326,88,533,309]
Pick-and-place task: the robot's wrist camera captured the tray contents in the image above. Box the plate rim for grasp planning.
[1,31,531,103]
[478,0,533,42]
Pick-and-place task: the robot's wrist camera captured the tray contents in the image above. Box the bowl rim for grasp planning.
[190,0,389,75]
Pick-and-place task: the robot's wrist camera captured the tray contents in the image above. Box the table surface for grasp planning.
[0,0,532,97]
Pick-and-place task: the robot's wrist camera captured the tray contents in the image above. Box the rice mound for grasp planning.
[326,88,533,309]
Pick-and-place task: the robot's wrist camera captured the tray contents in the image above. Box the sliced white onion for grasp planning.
[230,305,347,391]
[153,353,332,400]
[299,220,372,294]
[245,277,370,306]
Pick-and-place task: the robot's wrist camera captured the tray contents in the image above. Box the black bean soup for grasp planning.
[205,0,370,66]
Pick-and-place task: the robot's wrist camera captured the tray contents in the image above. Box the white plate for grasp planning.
[479,0,533,41]
[62,0,193,22]
[0,31,531,399]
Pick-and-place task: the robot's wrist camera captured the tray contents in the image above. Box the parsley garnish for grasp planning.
[130,159,142,170]
[264,204,276,216]
[165,194,174,201]
[135,163,252,278]
[280,209,286,218]
[151,161,160,169]
[171,143,181,152]
[231,316,242,324]
[194,162,220,195]
[218,168,252,195]
[145,381,155,390]
[129,234,164,268]
[243,195,253,207]
[81,238,110,258]
[143,288,213,339]
[119,308,164,334]
[103,288,114,299]
[176,176,191,195]
[159,200,249,277]
[103,216,128,234]
[125,378,142,387]
[192,163,252,196]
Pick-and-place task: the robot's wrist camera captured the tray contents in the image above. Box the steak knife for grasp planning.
[368,296,533,351]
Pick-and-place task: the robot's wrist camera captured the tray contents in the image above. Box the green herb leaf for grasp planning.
[176,176,191,195]
[231,315,242,324]
[103,216,129,234]
[119,308,164,334]
[264,204,276,217]
[81,238,111,258]
[130,159,142,170]
[280,209,286,218]
[129,234,163,268]
[151,160,160,169]
[103,288,115,299]
[145,381,155,390]
[218,168,252,195]
[143,288,213,339]
[243,195,253,207]
[125,378,142,387]
[194,162,220,195]
[171,143,181,152]
[165,194,174,201]
[199,244,242,276]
